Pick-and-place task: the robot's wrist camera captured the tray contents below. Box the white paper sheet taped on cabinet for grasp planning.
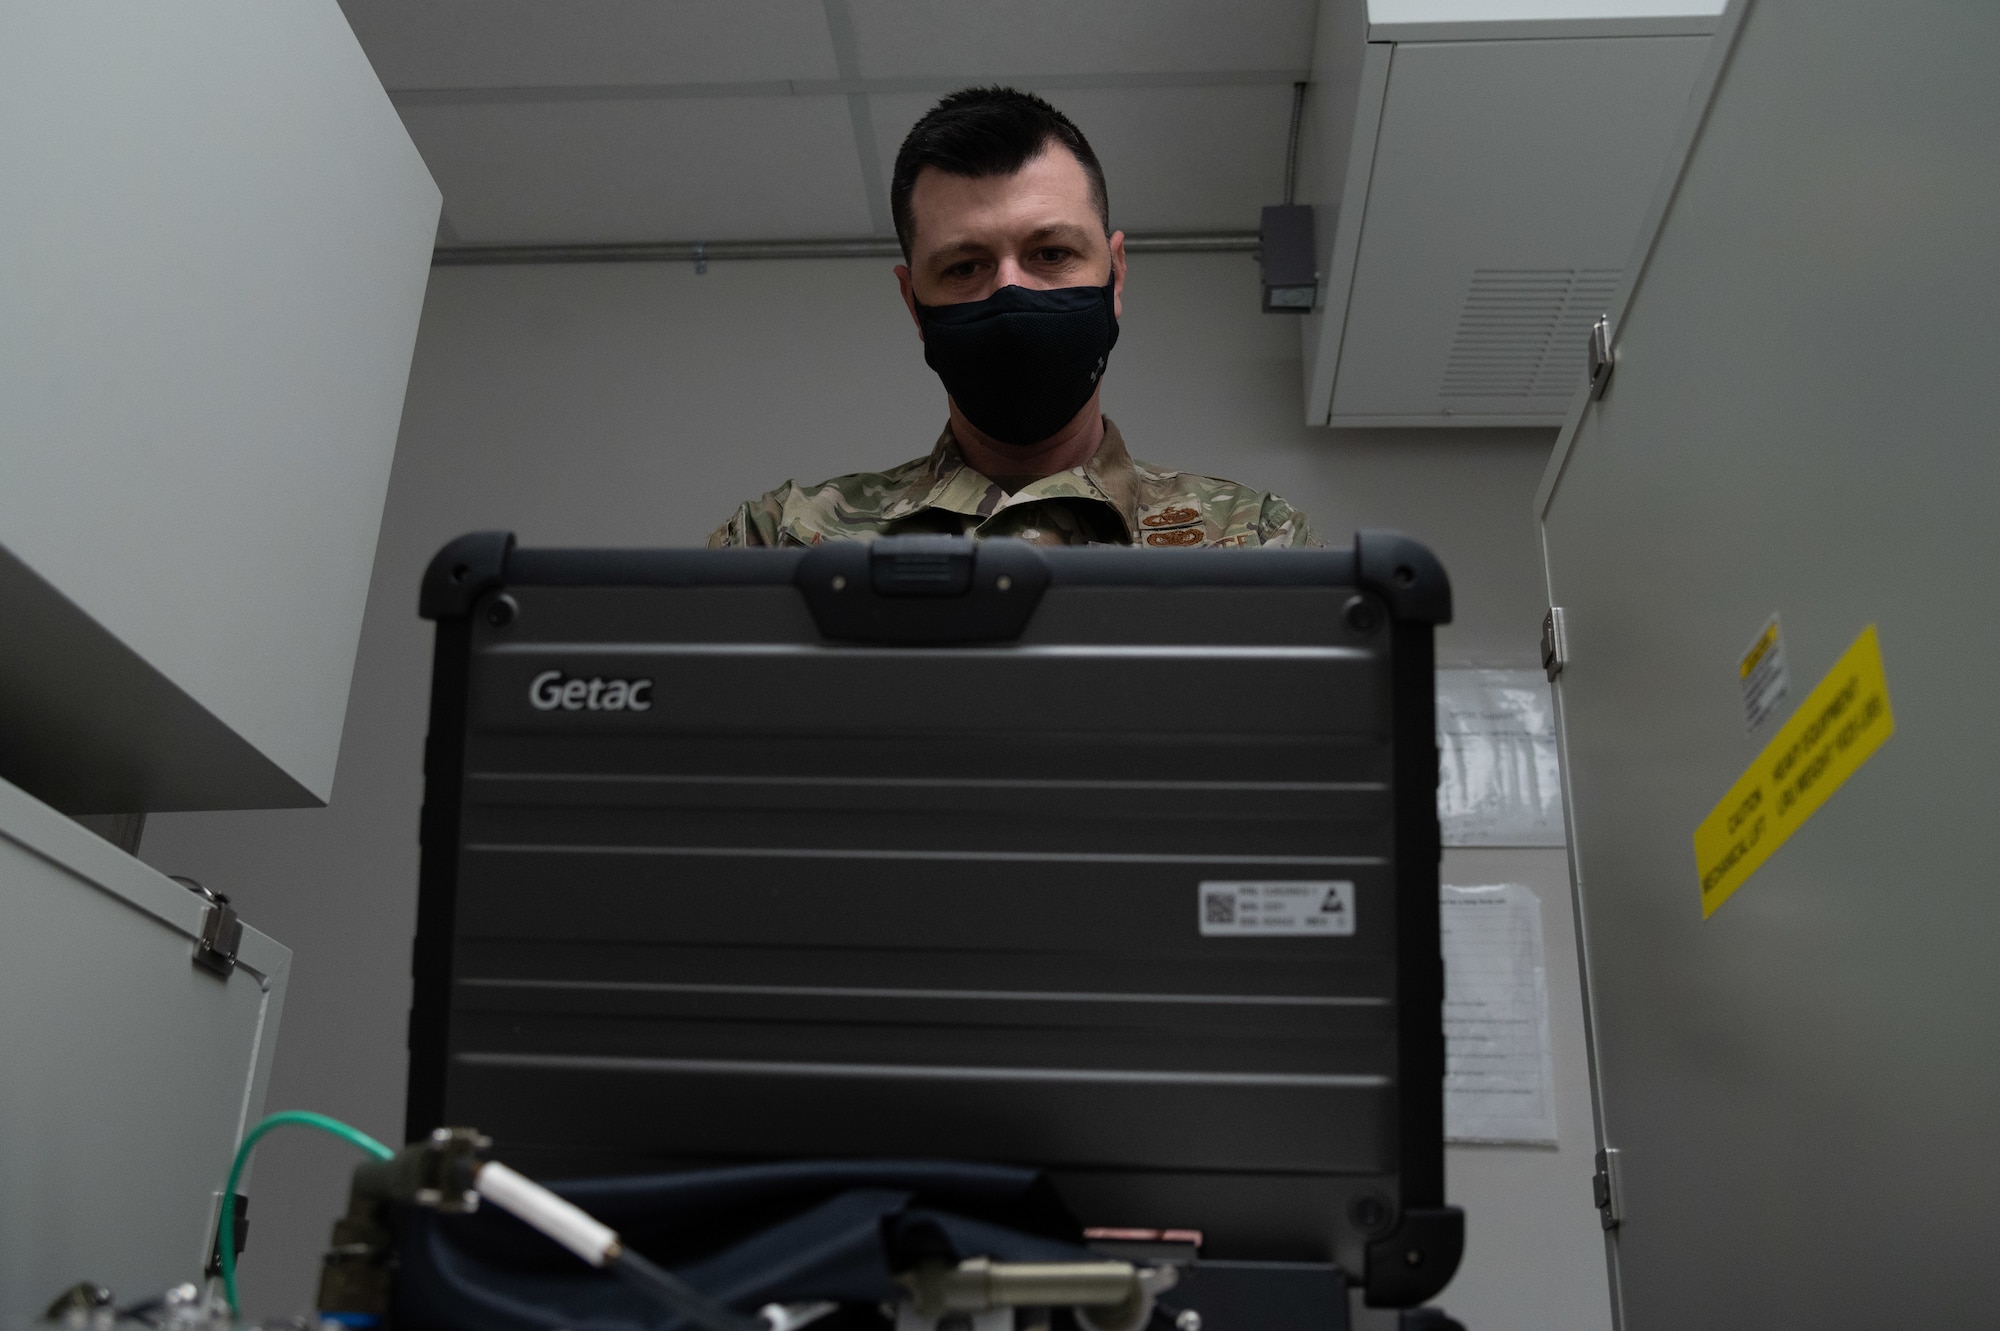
[1442,883,1558,1146]
[1436,669,1567,847]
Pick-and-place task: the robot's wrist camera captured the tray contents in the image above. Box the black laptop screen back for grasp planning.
[408,535,1454,1297]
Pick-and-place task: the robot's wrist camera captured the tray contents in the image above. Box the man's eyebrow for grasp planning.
[1021,224,1096,246]
[919,238,993,268]
[920,224,1100,268]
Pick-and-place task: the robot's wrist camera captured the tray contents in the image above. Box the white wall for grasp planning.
[140,252,1607,1327]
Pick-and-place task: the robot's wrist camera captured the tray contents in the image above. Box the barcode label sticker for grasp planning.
[1199,881,1355,936]
[1739,614,1790,732]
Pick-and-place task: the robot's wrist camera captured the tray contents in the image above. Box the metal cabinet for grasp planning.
[1535,1,2000,1325]
[0,779,289,1320]
[0,1,438,813]
[1298,0,1721,427]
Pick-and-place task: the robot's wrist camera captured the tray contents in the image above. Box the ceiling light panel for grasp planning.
[402,97,874,244]
[846,0,1316,78]
[337,0,839,90]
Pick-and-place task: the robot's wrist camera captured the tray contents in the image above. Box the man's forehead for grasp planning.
[906,147,1101,251]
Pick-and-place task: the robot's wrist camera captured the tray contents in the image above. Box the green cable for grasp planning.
[218,1111,395,1315]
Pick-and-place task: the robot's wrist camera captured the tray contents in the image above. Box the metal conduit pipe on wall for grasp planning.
[432,231,1259,266]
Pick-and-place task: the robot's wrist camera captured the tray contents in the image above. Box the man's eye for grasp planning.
[945,262,980,279]
[1034,248,1073,263]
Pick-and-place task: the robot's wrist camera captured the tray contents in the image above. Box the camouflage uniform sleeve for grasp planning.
[705,489,790,547]
[1256,492,1319,548]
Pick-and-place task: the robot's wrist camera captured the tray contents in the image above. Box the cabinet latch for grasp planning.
[174,876,242,977]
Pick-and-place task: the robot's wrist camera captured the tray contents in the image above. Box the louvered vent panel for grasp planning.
[1442,268,1623,398]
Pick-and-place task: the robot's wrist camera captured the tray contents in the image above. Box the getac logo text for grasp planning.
[528,671,653,712]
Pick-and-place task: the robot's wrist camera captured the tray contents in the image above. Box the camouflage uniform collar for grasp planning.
[880,417,1140,541]
[706,424,1315,549]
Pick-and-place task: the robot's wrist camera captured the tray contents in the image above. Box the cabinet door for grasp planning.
[1537,1,2000,1326]
[0,780,289,1318]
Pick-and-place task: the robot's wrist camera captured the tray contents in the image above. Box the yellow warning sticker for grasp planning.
[1693,625,1895,917]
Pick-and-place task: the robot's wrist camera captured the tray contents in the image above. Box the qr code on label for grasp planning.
[1199,880,1355,937]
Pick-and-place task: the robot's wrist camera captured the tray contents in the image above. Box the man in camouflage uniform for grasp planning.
[710,87,1314,551]
[707,419,1311,549]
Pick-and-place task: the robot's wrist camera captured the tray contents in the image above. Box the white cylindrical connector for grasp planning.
[472,1160,620,1267]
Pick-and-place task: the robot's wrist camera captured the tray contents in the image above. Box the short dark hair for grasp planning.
[889,86,1110,260]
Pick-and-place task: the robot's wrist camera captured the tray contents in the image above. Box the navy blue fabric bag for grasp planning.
[392,1160,1093,1331]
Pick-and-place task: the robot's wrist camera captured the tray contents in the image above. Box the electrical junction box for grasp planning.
[1260,204,1321,312]
[0,775,290,1321]
[0,1,440,813]
[1297,0,1723,426]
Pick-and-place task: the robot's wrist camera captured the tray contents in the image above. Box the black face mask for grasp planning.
[914,277,1120,447]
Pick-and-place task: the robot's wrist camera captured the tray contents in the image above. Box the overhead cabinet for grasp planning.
[0,1,439,813]
[1299,1,1723,426]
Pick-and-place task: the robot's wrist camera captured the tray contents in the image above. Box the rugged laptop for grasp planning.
[406,531,1461,1317]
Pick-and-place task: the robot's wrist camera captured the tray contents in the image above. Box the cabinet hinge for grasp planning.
[1592,1147,1625,1230]
[1587,314,1614,400]
[1541,607,1569,682]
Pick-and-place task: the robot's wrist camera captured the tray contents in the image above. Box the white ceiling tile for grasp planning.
[870,83,1293,234]
[846,0,1316,78]
[338,0,839,89]
[405,97,876,243]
